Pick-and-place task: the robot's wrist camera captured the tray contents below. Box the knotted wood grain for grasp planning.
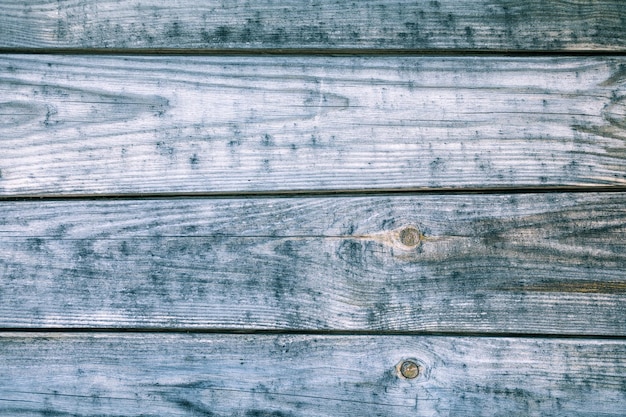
[1,0,625,51]
[1,55,626,195]
[1,193,624,334]
[0,333,624,416]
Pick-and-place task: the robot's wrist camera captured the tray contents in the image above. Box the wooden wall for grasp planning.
[1,1,625,415]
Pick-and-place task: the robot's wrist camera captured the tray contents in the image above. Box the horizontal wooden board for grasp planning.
[1,0,625,51]
[1,193,625,334]
[1,55,626,195]
[0,333,624,416]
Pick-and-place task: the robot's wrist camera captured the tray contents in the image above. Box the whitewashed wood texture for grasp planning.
[1,0,625,51]
[1,1,625,415]
[1,193,624,334]
[1,55,626,195]
[1,333,625,416]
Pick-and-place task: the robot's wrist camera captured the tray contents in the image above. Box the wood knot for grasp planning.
[399,226,421,248]
[397,359,421,379]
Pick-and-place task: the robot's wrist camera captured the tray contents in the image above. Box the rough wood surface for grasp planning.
[0,333,624,416]
[2,1,624,412]
[2,55,626,195]
[1,193,624,334]
[1,0,625,51]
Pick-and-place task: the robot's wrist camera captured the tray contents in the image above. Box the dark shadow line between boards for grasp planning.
[0,328,625,340]
[1,186,626,202]
[1,47,626,57]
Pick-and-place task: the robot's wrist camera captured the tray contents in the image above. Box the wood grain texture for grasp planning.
[2,55,626,195]
[1,0,625,51]
[1,193,625,334]
[0,333,624,416]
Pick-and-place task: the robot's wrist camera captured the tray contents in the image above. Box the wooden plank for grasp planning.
[1,193,625,334]
[1,0,625,51]
[0,333,624,416]
[1,55,626,195]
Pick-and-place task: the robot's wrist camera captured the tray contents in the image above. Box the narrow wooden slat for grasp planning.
[1,193,624,334]
[1,55,626,195]
[1,0,625,51]
[0,333,624,416]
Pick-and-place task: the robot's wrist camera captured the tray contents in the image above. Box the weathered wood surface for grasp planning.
[1,193,624,334]
[2,1,624,414]
[2,55,626,195]
[0,333,624,416]
[1,0,625,51]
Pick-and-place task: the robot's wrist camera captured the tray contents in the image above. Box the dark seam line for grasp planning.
[1,186,626,202]
[0,328,625,340]
[0,48,626,57]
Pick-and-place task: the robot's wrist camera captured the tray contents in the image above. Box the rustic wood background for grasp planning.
[1,1,625,415]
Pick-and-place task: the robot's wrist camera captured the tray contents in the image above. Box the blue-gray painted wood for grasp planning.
[1,55,626,195]
[1,0,625,51]
[0,333,624,416]
[1,193,624,334]
[1,1,624,413]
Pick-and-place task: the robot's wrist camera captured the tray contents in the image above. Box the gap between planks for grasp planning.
[1,328,626,340]
[2,48,626,57]
[3,185,626,202]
